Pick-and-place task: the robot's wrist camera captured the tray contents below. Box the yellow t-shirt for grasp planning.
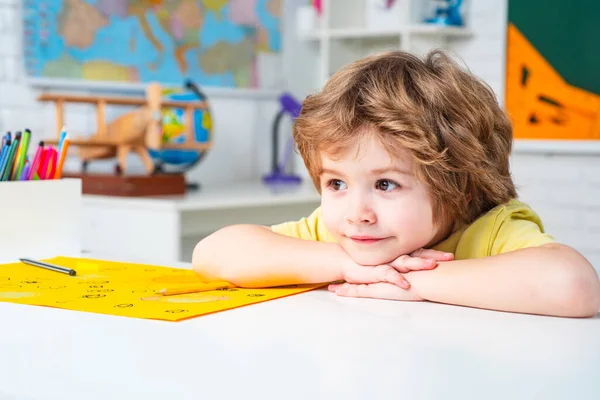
[270,199,555,260]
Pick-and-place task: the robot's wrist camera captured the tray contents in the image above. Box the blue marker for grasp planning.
[0,139,11,177]
[0,138,18,181]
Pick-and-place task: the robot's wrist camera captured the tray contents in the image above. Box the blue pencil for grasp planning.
[57,127,67,158]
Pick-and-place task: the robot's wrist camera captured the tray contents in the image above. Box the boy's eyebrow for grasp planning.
[370,167,412,175]
[319,167,412,176]
[319,168,344,176]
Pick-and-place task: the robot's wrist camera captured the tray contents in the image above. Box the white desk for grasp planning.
[1,258,599,400]
[81,181,321,263]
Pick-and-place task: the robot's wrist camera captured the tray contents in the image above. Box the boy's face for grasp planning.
[319,133,440,266]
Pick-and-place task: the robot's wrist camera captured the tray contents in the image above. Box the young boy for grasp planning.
[193,50,600,318]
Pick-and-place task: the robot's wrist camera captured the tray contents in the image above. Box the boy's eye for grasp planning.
[376,179,399,191]
[328,179,347,191]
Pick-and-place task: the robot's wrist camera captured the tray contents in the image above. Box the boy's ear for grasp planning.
[466,193,472,204]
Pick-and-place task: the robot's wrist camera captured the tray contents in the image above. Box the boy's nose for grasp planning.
[345,198,376,225]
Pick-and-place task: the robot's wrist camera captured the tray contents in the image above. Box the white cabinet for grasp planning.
[292,0,473,94]
[80,181,321,263]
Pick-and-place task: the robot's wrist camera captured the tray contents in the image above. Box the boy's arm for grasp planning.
[192,224,433,288]
[333,243,600,318]
[408,243,600,317]
[192,225,345,287]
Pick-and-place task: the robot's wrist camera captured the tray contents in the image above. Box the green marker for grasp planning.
[14,129,31,180]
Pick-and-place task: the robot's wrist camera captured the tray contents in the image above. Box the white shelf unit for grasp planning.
[300,24,473,41]
[293,0,473,93]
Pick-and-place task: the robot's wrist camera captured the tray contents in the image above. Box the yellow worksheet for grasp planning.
[0,257,324,321]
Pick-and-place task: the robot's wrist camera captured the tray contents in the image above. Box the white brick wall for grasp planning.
[512,153,600,272]
[0,0,22,132]
[449,0,508,105]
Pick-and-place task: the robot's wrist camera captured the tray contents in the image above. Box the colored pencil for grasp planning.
[54,136,69,179]
[158,281,235,296]
[57,127,67,157]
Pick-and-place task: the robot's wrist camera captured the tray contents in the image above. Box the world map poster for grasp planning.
[23,0,282,89]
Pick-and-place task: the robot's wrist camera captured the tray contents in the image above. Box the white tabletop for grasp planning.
[1,261,599,400]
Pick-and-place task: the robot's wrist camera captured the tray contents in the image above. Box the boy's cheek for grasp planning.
[321,204,341,236]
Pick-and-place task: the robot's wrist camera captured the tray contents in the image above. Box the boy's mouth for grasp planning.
[349,236,385,244]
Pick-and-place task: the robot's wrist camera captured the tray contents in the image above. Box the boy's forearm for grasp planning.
[406,244,600,317]
[192,225,345,287]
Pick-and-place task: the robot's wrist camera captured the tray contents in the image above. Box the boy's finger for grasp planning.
[391,255,437,271]
[410,248,454,261]
[333,282,406,299]
[376,265,410,289]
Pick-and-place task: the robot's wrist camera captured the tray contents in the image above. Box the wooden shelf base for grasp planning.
[62,173,186,197]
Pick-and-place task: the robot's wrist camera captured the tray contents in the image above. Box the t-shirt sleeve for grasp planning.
[490,205,555,255]
[270,207,333,242]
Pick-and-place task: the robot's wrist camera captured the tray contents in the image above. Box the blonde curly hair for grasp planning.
[293,50,517,228]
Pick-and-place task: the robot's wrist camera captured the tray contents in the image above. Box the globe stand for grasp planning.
[186,181,201,191]
[153,156,203,193]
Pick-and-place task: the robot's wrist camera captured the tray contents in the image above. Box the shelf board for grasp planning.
[297,31,319,40]
[299,28,400,41]
[409,24,473,37]
[329,28,402,39]
[512,140,600,155]
[299,24,472,41]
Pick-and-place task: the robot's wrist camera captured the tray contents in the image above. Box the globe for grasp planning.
[148,92,212,173]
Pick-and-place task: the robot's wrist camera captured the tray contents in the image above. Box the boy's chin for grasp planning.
[343,247,400,267]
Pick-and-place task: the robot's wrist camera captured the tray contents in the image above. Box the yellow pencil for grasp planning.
[158,281,235,296]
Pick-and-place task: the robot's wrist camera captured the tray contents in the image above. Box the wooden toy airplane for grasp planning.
[38,82,212,175]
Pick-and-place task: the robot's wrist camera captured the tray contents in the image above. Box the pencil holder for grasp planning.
[0,178,82,263]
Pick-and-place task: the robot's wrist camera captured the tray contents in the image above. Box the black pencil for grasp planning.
[19,258,77,276]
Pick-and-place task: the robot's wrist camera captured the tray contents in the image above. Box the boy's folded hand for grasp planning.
[341,261,412,289]
[389,248,454,273]
[339,250,453,290]
[328,282,424,301]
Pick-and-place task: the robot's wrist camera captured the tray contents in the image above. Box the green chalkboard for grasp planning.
[508,0,600,95]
